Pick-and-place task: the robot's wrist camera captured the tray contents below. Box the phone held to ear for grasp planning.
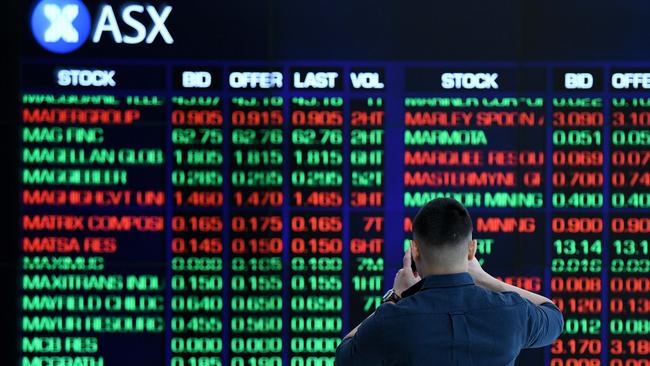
[411,252,417,274]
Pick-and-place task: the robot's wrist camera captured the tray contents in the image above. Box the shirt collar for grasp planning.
[401,272,475,298]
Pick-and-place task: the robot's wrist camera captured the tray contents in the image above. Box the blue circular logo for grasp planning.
[31,0,91,54]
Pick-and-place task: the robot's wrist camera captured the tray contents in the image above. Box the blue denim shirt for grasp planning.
[335,272,564,366]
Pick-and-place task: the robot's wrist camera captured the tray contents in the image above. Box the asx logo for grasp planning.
[31,0,173,54]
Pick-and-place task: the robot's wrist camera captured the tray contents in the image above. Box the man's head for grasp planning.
[411,197,476,275]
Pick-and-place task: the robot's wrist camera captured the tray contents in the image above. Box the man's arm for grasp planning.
[341,310,374,340]
[468,256,554,306]
[521,300,565,347]
[335,308,383,365]
[468,256,564,347]
[336,247,419,364]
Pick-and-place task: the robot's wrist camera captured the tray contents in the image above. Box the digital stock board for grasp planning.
[19,60,650,366]
[12,1,650,366]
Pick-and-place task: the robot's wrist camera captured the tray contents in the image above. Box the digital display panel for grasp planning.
[11,1,650,366]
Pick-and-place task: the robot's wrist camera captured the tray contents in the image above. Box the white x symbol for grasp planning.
[43,4,79,43]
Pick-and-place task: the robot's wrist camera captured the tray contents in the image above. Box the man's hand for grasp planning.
[393,246,421,296]
[467,254,490,285]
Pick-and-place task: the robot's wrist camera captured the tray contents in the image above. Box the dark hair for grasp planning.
[413,197,473,248]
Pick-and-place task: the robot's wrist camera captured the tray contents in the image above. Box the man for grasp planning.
[335,198,564,365]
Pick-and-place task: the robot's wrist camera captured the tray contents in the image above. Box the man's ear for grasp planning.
[467,239,477,261]
[411,239,421,260]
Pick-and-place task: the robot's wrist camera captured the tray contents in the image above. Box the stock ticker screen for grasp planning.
[14,1,650,366]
